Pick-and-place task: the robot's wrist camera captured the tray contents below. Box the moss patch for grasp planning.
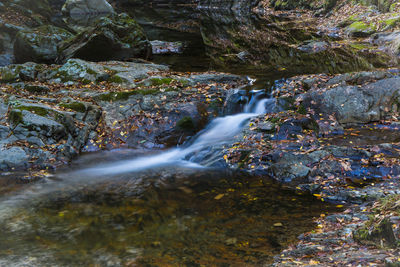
[108,75,125,84]
[60,102,86,113]
[150,78,174,86]
[176,116,194,130]
[15,105,48,116]
[8,110,23,126]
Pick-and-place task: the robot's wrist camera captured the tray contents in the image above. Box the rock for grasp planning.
[189,73,244,85]
[0,146,28,170]
[0,125,10,139]
[0,99,8,124]
[298,41,329,53]
[302,77,400,124]
[25,84,50,94]
[150,40,184,54]
[10,109,66,140]
[62,0,114,15]
[257,121,275,132]
[371,31,400,57]
[58,13,151,62]
[0,54,14,67]
[346,21,376,38]
[14,25,73,64]
[50,58,168,84]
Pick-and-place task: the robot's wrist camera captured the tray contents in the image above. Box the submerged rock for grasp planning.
[58,13,151,62]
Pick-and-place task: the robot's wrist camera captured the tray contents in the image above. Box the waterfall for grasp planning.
[78,92,269,176]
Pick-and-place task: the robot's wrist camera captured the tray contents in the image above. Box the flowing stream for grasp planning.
[80,96,269,176]
[0,7,340,267]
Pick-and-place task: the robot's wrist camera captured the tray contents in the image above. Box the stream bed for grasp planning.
[0,159,338,266]
[0,5,345,266]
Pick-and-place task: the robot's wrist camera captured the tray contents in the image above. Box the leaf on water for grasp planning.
[273,222,283,227]
[214,194,225,200]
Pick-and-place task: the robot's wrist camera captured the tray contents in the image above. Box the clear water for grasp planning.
[0,6,341,266]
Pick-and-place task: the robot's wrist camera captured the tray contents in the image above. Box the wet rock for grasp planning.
[58,13,151,62]
[224,89,248,115]
[62,0,114,15]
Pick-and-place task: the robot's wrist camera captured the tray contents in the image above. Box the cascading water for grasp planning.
[0,90,269,221]
[78,91,270,176]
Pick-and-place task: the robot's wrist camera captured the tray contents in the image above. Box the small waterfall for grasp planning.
[79,92,270,176]
[0,91,270,221]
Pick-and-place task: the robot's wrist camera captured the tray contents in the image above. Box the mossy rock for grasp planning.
[97,91,137,101]
[8,110,23,126]
[346,21,376,37]
[382,16,400,30]
[53,59,101,83]
[0,67,19,83]
[60,102,86,113]
[14,25,73,64]
[15,105,49,117]
[25,84,50,94]
[150,77,174,86]
[354,218,398,248]
[58,13,151,62]
[176,116,195,130]
[108,75,125,84]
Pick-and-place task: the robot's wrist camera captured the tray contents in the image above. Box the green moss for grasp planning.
[60,102,86,113]
[25,84,49,93]
[0,69,19,83]
[8,110,23,126]
[56,70,74,83]
[86,68,97,75]
[98,91,136,101]
[150,78,174,86]
[382,16,400,28]
[81,78,92,85]
[176,116,194,130]
[15,105,48,116]
[348,21,370,31]
[268,117,281,123]
[108,75,124,84]
[349,43,370,50]
[179,79,190,87]
[134,88,160,95]
[297,104,307,115]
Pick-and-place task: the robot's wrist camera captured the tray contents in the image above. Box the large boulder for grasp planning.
[62,0,114,15]
[14,25,73,64]
[58,13,152,62]
[301,77,400,124]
